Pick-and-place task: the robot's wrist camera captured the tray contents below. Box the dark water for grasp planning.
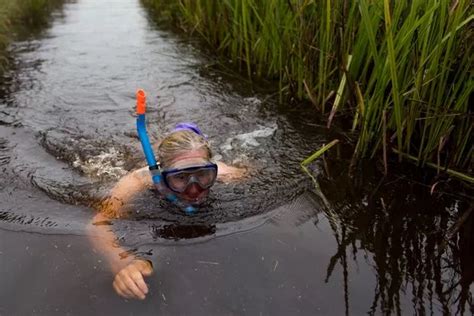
[0,0,472,314]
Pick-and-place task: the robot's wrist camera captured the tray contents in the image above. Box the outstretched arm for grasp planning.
[87,167,154,300]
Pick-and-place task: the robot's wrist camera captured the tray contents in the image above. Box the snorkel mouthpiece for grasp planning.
[136,89,146,115]
[135,89,197,214]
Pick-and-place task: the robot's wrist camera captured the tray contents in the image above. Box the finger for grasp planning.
[113,278,133,299]
[139,261,153,276]
[115,279,134,299]
[123,274,146,300]
[131,270,149,294]
[113,283,130,299]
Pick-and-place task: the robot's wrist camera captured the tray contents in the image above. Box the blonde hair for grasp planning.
[157,130,212,169]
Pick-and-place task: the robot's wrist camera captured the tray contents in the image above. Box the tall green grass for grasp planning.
[142,0,473,178]
[0,0,63,73]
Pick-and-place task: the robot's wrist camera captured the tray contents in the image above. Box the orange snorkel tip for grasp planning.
[136,89,146,115]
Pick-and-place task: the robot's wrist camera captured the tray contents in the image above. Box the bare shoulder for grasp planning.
[99,166,152,219]
[132,166,151,182]
[216,161,249,183]
[216,161,242,174]
[116,166,153,188]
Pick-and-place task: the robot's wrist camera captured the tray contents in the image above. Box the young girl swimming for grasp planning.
[88,92,246,300]
[100,123,245,218]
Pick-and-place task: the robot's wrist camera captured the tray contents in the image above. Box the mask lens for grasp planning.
[194,168,216,187]
[166,172,191,192]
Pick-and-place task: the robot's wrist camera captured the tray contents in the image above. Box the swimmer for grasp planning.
[88,91,246,300]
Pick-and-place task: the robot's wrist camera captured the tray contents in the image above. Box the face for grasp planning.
[166,149,212,204]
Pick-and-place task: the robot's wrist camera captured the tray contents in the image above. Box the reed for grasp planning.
[0,0,63,73]
[142,0,473,178]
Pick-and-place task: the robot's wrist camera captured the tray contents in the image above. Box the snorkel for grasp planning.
[135,89,197,214]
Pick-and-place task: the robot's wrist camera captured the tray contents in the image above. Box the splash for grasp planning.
[220,124,277,152]
[72,147,127,180]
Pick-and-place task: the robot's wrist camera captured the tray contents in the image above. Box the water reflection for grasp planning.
[318,160,474,315]
[458,212,474,315]
[152,224,216,240]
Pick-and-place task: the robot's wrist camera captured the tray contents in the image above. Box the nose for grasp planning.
[185,183,202,196]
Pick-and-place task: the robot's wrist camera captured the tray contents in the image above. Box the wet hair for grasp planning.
[157,130,213,169]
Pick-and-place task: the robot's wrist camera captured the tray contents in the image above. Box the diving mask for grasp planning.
[161,163,218,193]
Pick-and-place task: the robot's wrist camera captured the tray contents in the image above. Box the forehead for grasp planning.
[168,149,209,169]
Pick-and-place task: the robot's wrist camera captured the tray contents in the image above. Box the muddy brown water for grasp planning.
[0,0,472,315]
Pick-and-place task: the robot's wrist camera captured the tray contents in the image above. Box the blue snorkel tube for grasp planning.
[135,89,196,214]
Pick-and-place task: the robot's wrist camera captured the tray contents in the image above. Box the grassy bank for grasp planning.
[0,0,63,73]
[142,0,473,179]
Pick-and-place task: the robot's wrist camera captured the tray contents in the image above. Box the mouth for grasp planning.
[182,190,208,204]
[185,196,205,203]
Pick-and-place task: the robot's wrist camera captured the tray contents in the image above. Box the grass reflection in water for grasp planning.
[319,162,473,315]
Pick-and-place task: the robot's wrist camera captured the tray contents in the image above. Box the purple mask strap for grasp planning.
[172,122,207,139]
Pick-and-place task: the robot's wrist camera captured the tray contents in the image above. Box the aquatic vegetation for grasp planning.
[0,0,63,73]
[13,0,63,25]
[141,0,473,179]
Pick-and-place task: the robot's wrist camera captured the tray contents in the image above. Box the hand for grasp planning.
[113,259,153,300]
